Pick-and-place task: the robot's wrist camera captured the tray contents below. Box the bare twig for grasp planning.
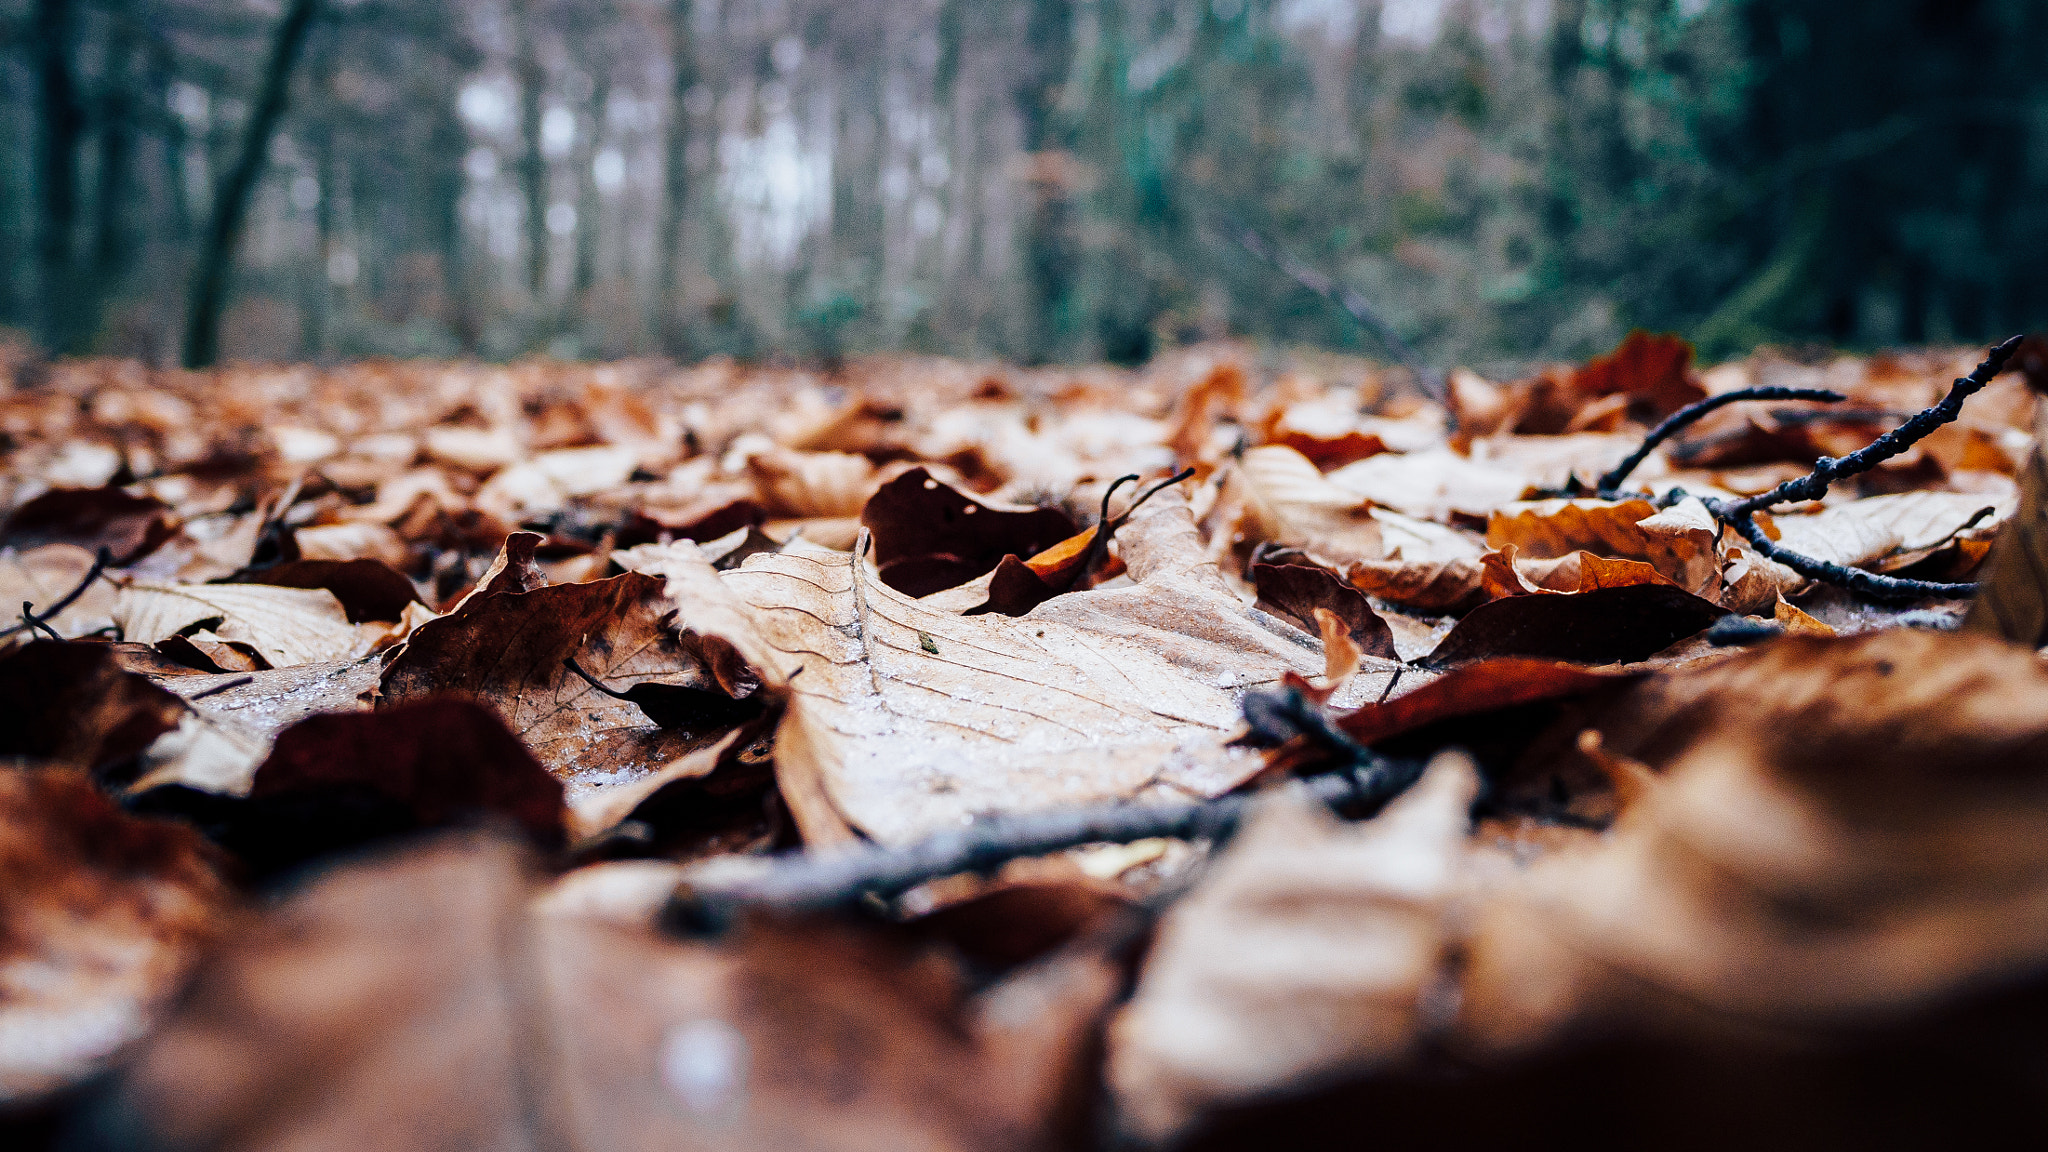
[188,674,256,700]
[0,546,113,640]
[1720,336,2025,520]
[1690,336,2026,603]
[20,602,62,642]
[1597,386,1847,494]
[665,686,1425,932]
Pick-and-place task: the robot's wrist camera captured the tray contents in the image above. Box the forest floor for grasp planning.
[5,333,2048,1149]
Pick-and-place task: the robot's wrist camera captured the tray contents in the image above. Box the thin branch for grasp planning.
[20,603,62,642]
[1723,336,2025,519]
[665,687,1425,932]
[0,546,112,639]
[1714,509,1982,602]
[1688,336,2027,604]
[1598,386,1846,494]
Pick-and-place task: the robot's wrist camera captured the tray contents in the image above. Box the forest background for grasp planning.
[2,0,2044,374]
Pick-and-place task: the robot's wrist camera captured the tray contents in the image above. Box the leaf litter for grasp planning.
[4,336,2048,1147]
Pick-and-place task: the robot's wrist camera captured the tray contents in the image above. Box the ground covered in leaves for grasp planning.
[6,335,2048,1149]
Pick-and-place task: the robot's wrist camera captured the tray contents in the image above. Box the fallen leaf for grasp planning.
[236,558,424,623]
[1569,330,1703,421]
[0,641,187,778]
[114,582,366,668]
[0,486,177,564]
[1423,584,1727,669]
[695,492,1345,845]
[1461,630,2048,1054]
[1250,562,1397,661]
[380,565,746,797]
[1487,497,1720,596]
[0,543,117,640]
[1966,443,2048,645]
[860,467,1077,597]
[0,768,228,1105]
[1107,752,1480,1141]
[86,833,1119,1151]
[1217,446,1384,566]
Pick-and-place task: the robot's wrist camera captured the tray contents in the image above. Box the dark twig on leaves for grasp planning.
[665,686,1426,933]
[187,674,256,700]
[562,655,637,702]
[1691,336,2026,603]
[1716,511,1982,601]
[1721,335,2025,520]
[1597,387,1847,494]
[1216,214,1440,401]
[0,546,113,640]
[20,602,62,642]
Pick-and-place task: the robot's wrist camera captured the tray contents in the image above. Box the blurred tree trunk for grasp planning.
[1013,0,1077,363]
[513,0,549,302]
[34,0,85,354]
[656,0,697,355]
[94,5,139,307]
[571,76,607,315]
[302,46,335,360]
[181,0,321,370]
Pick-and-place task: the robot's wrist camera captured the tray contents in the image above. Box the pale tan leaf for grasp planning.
[115,583,365,668]
[702,492,1369,845]
[1488,496,1720,596]
[0,543,117,641]
[1108,752,1480,1142]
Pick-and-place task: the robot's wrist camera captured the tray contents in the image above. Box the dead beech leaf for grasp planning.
[1487,497,1720,596]
[1324,449,1532,524]
[239,557,424,623]
[380,567,744,796]
[1569,329,1703,420]
[1480,546,1680,599]
[747,447,884,518]
[1220,446,1384,565]
[248,698,567,847]
[0,485,177,564]
[0,768,228,1105]
[1424,584,1727,669]
[1108,752,1480,1142]
[708,492,1346,845]
[860,467,1076,598]
[1966,445,2048,645]
[1772,491,2008,574]
[0,542,118,640]
[289,520,410,567]
[0,641,187,778]
[91,834,1118,1151]
[115,582,366,668]
[1460,630,2048,1056]
[1250,562,1397,661]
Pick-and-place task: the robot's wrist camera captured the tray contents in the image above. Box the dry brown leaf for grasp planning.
[1966,443,2048,646]
[746,447,885,519]
[114,582,367,668]
[1487,497,1720,596]
[1108,752,1480,1141]
[380,563,746,798]
[91,833,1119,1151]
[0,768,229,1105]
[1324,449,1532,524]
[0,542,118,641]
[1459,630,2048,1055]
[697,492,1363,845]
[1214,446,1384,565]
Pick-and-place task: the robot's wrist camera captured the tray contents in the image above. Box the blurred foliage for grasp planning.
[0,0,2041,370]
